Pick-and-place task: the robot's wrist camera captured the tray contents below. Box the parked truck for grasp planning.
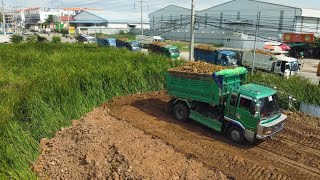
[241,50,300,77]
[136,35,164,48]
[97,38,116,47]
[166,65,287,144]
[149,43,180,59]
[116,38,127,48]
[115,38,141,52]
[194,48,238,66]
[29,25,39,32]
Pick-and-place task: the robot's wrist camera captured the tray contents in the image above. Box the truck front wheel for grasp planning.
[228,126,245,144]
[173,103,189,122]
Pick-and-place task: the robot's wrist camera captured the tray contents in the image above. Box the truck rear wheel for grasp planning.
[173,103,189,122]
[228,126,245,144]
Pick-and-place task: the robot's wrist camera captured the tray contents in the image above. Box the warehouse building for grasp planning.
[147,0,320,49]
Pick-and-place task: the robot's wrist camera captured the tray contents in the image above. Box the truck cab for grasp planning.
[126,41,142,52]
[164,45,180,59]
[216,50,238,66]
[152,36,164,42]
[273,54,300,77]
[225,84,287,142]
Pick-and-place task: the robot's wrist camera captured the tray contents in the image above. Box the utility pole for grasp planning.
[252,0,261,75]
[1,0,6,34]
[135,1,147,36]
[140,0,143,36]
[189,0,195,61]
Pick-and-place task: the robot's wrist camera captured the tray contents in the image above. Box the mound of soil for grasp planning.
[195,44,216,51]
[170,61,227,74]
[253,49,274,56]
[117,37,128,41]
[151,42,168,47]
[32,108,227,180]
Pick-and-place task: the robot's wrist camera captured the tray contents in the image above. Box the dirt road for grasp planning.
[33,105,227,179]
[34,91,320,179]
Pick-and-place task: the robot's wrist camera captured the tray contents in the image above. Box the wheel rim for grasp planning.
[231,129,241,142]
[176,108,184,119]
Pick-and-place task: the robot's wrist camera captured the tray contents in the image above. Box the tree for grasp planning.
[310,37,320,48]
[45,15,54,25]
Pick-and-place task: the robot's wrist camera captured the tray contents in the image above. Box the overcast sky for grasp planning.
[5,0,320,22]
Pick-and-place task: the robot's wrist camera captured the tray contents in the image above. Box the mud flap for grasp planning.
[166,99,175,114]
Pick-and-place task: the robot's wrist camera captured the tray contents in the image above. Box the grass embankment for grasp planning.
[0,43,181,179]
[248,72,320,109]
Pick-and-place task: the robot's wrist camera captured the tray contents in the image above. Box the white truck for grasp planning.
[241,50,300,77]
[29,25,40,32]
[136,35,164,48]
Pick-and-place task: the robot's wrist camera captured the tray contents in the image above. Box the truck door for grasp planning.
[235,96,258,130]
[274,61,282,74]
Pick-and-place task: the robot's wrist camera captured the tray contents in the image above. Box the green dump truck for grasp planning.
[166,67,287,144]
[149,43,180,59]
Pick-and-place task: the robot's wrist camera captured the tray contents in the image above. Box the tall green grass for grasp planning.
[0,43,181,179]
[248,72,320,109]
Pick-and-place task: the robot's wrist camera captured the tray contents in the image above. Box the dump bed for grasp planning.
[166,67,247,106]
[242,51,274,71]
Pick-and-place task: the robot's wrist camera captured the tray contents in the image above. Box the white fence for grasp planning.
[299,102,320,117]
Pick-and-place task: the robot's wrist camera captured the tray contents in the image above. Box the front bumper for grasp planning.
[256,113,287,140]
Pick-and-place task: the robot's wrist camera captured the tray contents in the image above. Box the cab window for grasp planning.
[230,94,238,106]
[239,97,255,115]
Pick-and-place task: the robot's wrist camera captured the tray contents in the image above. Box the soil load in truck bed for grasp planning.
[170,61,227,74]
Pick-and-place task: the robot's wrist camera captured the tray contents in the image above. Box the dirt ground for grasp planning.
[33,91,320,180]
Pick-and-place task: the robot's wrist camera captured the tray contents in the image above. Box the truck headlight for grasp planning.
[263,127,273,135]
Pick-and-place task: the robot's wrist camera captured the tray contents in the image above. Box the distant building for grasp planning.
[70,11,149,35]
[147,0,320,49]
[18,7,76,29]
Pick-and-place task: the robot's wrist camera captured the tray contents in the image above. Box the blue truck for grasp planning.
[97,38,116,47]
[194,48,238,66]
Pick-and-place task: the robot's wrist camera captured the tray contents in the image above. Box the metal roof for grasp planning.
[69,20,107,24]
[301,9,320,18]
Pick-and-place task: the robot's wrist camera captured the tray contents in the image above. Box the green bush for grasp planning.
[10,34,24,43]
[248,72,320,109]
[51,35,61,43]
[0,43,181,179]
[26,35,37,43]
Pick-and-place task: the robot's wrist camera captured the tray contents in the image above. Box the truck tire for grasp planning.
[173,103,189,122]
[227,126,245,144]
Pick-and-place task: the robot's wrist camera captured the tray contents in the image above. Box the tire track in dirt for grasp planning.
[109,106,291,180]
[106,91,320,180]
[257,139,320,170]
[255,147,320,177]
[278,128,320,151]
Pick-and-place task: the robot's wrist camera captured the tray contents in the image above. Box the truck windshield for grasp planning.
[170,48,179,54]
[86,37,95,42]
[290,61,299,71]
[259,94,280,119]
[227,55,238,65]
[130,42,141,47]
